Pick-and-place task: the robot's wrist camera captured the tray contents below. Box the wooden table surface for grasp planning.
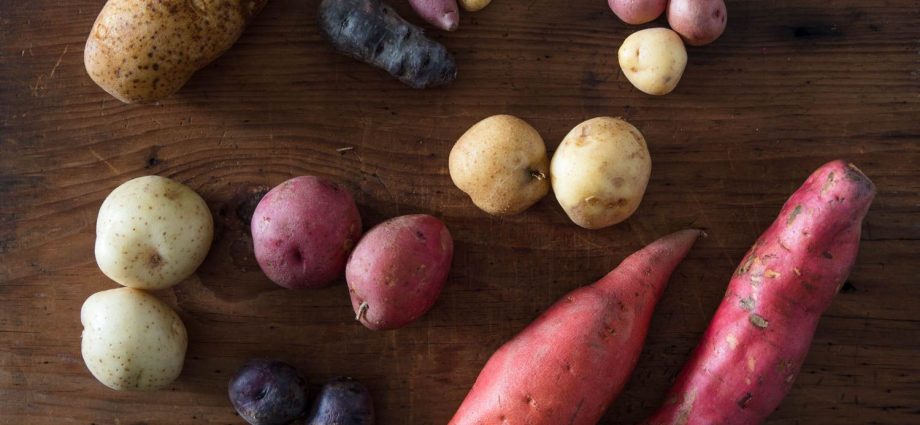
[1,0,918,424]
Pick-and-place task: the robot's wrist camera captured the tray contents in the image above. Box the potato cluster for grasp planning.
[251,177,455,331]
[84,175,214,390]
[449,115,652,229]
[608,0,727,95]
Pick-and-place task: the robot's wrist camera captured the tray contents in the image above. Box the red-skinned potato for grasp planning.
[667,0,727,46]
[251,176,362,289]
[346,214,453,330]
[608,0,667,25]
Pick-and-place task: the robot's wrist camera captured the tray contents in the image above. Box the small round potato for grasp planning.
[459,0,491,12]
[346,214,453,330]
[608,0,667,25]
[618,28,687,96]
[95,176,214,290]
[81,287,188,391]
[251,176,362,289]
[550,117,651,229]
[449,115,550,216]
[667,0,727,46]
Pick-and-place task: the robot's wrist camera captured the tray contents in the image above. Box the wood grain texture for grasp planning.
[1,0,918,424]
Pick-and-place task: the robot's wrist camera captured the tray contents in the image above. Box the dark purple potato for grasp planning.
[305,377,375,425]
[229,359,309,425]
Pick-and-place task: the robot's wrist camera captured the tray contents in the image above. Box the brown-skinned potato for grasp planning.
[84,0,267,103]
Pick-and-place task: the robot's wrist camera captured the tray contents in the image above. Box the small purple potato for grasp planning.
[667,0,727,46]
[318,0,458,89]
[608,0,667,25]
[251,176,362,289]
[305,377,375,425]
[229,359,309,425]
[346,214,454,330]
[409,0,460,31]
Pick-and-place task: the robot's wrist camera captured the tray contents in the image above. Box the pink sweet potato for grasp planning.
[643,160,875,425]
[448,229,703,425]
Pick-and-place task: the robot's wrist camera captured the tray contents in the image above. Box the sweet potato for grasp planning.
[318,0,458,89]
[409,0,460,31]
[643,160,875,425]
[448,229,703,425]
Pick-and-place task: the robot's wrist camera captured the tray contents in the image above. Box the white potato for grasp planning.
[550,117,651,229]
[95,175,213,290]
[618,28,687,95]
[449,115,550,216]
[81,287,187,391]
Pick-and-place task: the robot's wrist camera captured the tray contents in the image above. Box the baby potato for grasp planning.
[667,0,727,46]
[81,287,187,391]
[95,175,213,290]
[550,117,651,229]
[608,0,667,25]
[251,176,362,289]
[84,0,267,103]
[449,115,550,216]
[618,27,687,96]
[346,214,453,330]
[305,377,375,425]
[459,0,491,12]
[229,359,309,425]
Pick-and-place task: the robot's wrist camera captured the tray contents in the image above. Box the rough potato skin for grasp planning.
[318,0,458,89]
[667,0,727,46]
[229,359,309,425]
[550,117,651,229]
[409,0,460,31]
[84,0,267,103]
[643,161,875,425]
[305,377,375,425]
[81,288,187,391]
[346,214,453,330]
[449,230,702,425]
[449,115,550,215]
[608,0,667,25]
[251,176,362,289]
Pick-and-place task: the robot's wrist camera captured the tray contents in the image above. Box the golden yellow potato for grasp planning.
[460,0,492,12]
[84,0,267,103]
[550,117,651,229]
[449,115,550,216]
[81,288,188,391]
[617,27,687,96]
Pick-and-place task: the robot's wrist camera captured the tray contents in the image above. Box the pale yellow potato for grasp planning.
[460,0,492,12]
[81,288,187,391]
[617,28,687,95]
[84,0,267,103]
[95,176,213,290]
[449,115,550,216]
[550,117,651,229]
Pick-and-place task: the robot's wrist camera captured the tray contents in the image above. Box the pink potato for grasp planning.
[608,0,667,25]
[346,214,453,330]
[409,0,460,31]
[251,176,362,289]
[667,0,727,46]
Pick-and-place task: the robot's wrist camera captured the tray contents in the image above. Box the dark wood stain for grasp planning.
[0,1,918,424]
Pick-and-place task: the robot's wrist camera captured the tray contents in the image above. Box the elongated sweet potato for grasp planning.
[449,229,703,425]
[318,0,457,89]
[643,160,875,425]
